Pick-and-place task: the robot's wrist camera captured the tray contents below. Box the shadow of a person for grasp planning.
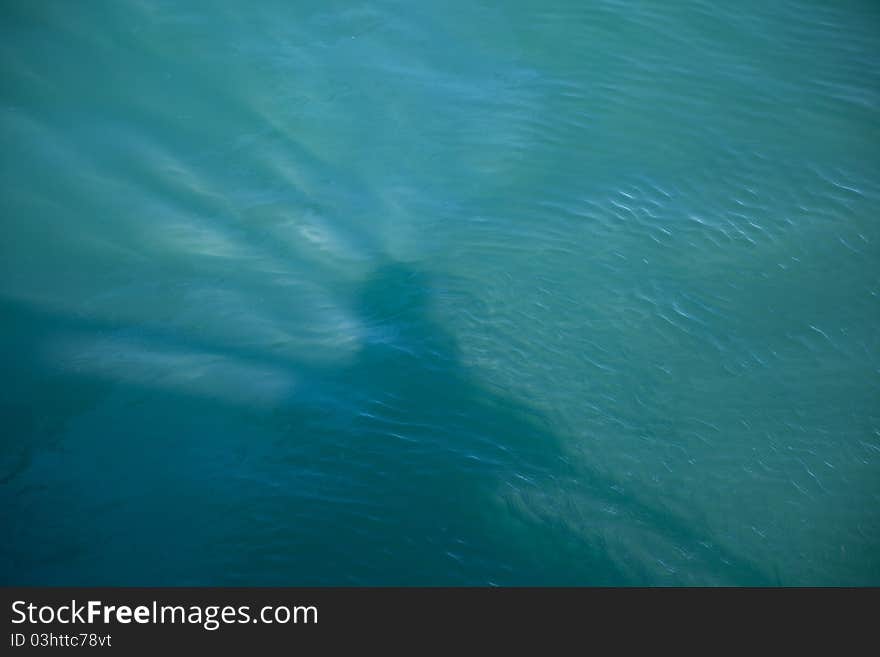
[302,260,628,584]
[283,259,775,586]
[0,264,772,585]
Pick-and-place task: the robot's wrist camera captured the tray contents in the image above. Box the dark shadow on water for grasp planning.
[265,260,773,585]
[0,262,774,585]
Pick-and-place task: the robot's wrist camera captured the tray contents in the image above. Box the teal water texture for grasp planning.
[1,0,879,585]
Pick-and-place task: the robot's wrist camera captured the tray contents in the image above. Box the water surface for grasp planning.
[2,0,879,585]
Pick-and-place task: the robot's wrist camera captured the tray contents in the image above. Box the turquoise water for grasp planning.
[2,0,879,585]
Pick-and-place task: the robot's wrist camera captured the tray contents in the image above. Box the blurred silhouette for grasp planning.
[282,261,592,584]
[0,262,772,585]
[278,259,775,585]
